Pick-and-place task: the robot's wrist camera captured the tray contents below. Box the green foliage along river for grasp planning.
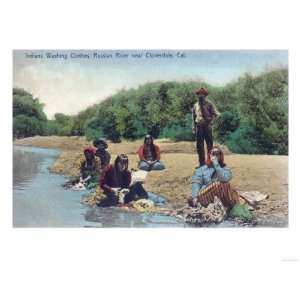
[13,68,288,155]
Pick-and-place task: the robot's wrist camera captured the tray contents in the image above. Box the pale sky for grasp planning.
[13,50,288,118]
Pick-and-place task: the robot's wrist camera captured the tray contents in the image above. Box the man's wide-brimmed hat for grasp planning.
[93,138,108,149]
[195,87,209,96]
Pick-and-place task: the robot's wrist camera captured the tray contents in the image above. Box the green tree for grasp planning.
[53,113,74,136]
[13,115,46,138]
[71,105,98,136]
[13,88,48,138]
[84,117,104,141]
[85,107,121,142]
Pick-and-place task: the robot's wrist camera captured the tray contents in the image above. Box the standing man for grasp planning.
[192,87,220,167]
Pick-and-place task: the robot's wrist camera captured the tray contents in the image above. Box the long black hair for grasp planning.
[114,154,129,187]
[143,134,156,160]
[114,154,129,170]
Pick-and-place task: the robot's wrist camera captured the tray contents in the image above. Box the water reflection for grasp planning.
[13,146,89,227]
[13,148,46,189]
[84,207,187,228]
[13,146,187,228]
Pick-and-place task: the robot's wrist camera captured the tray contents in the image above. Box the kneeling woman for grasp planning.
[137,134,165,171]
[100,154,148,206]
[79,147,100,188]
[189,146,239,208]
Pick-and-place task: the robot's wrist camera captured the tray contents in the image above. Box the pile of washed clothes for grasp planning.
[175,191,268,226]
[81,186,166,211]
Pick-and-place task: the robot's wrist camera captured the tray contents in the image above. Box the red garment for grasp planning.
[137,144,161,161]
[100,164,131,192]
[84,146,96,154]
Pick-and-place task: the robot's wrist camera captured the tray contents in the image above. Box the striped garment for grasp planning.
[197,181,239,208]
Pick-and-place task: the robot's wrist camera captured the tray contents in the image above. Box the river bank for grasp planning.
[14,136,289,226]
[14,145,191,227]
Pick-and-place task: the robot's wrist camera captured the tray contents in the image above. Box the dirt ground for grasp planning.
[14,136,288,226]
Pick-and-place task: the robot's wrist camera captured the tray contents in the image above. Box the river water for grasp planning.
[13,146,188,228]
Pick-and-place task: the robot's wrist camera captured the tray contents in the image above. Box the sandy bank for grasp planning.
[14,136,288,226]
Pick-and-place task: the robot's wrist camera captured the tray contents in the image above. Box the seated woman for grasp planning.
[189,146,239,208]
[93,138,111,169]
[100,154,148,206]
[79,147,100,188]
[137,134,165,171]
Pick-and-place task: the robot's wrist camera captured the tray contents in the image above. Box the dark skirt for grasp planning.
[99,183,148,207]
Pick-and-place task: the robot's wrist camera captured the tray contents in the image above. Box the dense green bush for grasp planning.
[45,120,61,136]
[160,113,194,141]
[84,108,121,142]
[13,88,48,138]
[214,111,240,143]
[226,125,260,154]
[84,117,104,141]
[70,105,98,136]
[13,115,46,138]
[52,113,74,136]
